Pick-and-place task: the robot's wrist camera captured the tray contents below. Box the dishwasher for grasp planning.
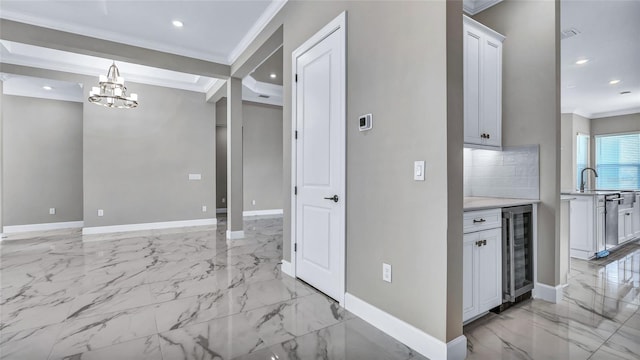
[502,205,534,302]
[604,193,622,253]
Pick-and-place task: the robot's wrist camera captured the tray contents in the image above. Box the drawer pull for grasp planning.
[473,218,486,224]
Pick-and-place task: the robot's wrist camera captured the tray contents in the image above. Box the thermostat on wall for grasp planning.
[358,114,372,131]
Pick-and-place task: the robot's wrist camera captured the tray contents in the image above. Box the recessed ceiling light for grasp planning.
[575,59,589,65]
[609,79,621,85]
[172,20,184,28]
[269,73,277,79]
[43,86,52,90]
[620,91,631,95]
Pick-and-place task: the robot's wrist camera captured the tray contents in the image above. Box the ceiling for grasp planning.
[0,0,285,105]
[0,0,284,64]
[1,73,83,103]
[251,47,283,85]
[561,0,640,119]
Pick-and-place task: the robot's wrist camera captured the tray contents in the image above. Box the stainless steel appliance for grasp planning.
[502,205,534,302]
[605,193,622,248]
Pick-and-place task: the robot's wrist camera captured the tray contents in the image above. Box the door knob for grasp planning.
[324,195,339,203]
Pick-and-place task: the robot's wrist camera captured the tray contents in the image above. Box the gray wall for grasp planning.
[216,126,227,209]
[560,113,573,191]
[83,82,215,227]
[474,0,561,286]
[242,101,283,211]
[2,95,83,226]
[234,1,462,343]
[215,99,284,212]
[0,81,3,232]
[216,98,227,209]
[591,112,640,135]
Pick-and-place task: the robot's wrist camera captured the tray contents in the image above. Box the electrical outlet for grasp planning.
[49,208,56,215]
[252,200,256,206]
[202,205,207,212]
[382,263,392,283]
[97,209,104,217]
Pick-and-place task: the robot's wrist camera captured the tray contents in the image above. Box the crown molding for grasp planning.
[463,0,503,15]
[590,107,640,119]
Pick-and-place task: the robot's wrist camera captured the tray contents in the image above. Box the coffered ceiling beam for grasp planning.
[231,25,282,79]
[0,19,231,79]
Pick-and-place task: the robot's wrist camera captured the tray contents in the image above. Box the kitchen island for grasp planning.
[562,190,640,260]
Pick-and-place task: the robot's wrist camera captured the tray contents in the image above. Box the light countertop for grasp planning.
[560,190,639,196]
[464,197,540,211]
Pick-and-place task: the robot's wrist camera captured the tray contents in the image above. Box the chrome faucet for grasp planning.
[580,167,598,192]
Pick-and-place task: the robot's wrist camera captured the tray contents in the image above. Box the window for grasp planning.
[576,134,590,189]
[595,133,640,190]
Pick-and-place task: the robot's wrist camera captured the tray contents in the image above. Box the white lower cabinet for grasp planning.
[463,216,502,323]
[569,195,605,259]
[619,208,635,243]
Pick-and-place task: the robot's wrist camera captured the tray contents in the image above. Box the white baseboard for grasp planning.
[533,282,564,303]
[3,221,84,234]
[281,260,294,277]
[344,293,467,360]
[226,230,245,239]
[447,335,468,360]
[82,218,217,235]
[216,208,227,214]
[243,209,283,217]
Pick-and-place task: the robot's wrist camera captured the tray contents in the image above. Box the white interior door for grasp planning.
[293,14,345,302]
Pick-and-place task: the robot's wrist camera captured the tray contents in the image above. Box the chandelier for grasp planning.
[88,62,139,109]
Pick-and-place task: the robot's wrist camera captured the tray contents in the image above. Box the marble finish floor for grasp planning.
[1,217,426,360]
[465,240,640,360]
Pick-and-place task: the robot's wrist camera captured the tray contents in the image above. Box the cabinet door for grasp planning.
[477,228,502,311]
[619,209,627,243]
[463,232,478,322]
[570,197,594,253]
[596,206,605,251]
[624,210,634,240]
[481,37,502,147]
[464,25,483,146]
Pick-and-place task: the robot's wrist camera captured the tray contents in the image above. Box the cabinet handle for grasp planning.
[482,239,487,246]
[475,240,487,247]
[486,133,490,139]
[480,133,486,139]
[473,218,486,224]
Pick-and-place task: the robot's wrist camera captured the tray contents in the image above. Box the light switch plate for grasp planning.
[188,173,202,180]
[382,263,392,283]
[49,208,56,215]
[202,205,207,212]
[97,209,104,217]
[414,161,425,181]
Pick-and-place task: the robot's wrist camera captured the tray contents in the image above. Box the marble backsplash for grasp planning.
[464,145,540,200]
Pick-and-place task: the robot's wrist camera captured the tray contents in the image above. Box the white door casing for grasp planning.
[291,12,346,304]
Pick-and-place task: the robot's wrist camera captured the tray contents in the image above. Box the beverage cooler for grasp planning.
[502,205,534,302]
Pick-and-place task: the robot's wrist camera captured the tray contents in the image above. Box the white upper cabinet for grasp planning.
[463,16,505,149]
